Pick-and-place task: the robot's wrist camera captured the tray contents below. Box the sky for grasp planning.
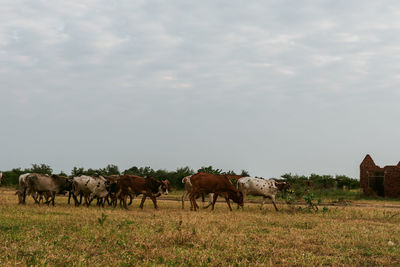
[1,1,400,178]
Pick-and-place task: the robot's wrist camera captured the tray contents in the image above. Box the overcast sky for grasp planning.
[1,1,400,178]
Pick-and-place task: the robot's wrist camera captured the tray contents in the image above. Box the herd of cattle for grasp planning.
[14,172,290,211]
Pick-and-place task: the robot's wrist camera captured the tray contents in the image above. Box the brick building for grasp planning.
[360,154,400,198]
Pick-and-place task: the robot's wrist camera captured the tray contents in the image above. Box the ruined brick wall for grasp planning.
[360,155,378,195]
[384,167,400,198]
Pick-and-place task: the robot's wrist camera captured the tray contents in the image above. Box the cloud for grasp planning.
[1,1,400,178]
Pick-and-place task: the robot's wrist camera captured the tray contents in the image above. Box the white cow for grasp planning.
[237,177,287,211]
[17,173,30,204]
[181,175,214,210]
[72,175,109,206]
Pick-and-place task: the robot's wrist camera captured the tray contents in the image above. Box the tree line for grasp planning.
[0,164,250,190]
[0,164,359,190]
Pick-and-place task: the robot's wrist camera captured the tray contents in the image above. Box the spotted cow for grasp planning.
[72,175,109,206]
[237,177,289,211]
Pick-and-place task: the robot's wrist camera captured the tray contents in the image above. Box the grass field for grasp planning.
[1,187,400,266]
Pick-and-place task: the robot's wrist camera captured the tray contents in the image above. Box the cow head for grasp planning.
[162,180,172,192]
[65,178,74,192]
[104,180,111,191]
[157,180,171,195]
[96,180,109,198]
[229,191,244,207]
[275,181,290,193]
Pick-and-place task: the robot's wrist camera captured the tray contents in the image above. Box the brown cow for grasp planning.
[116,175,170,209]
[189,173,244,211]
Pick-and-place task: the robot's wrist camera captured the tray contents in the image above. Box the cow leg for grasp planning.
[35,192,40,204]
[87,195,95,206]
[188,192,193,211]
[271,196,279,211]
[72,193,80,206]
[209,193,214,206]
[238,191,246,209]
[51,191,56,206]
[45,192,52,206]
[22,188,27,204]
[203,193,213,209]
[122,194,128,210]
[194,193,200,210]
[114,190,121,208]
[189,192,196,211]
[211,193,219,211]
[79,194,83,206]
[139,195,147,209]
[67,192,71,204]
[16,191,22,204]
[117,192,127,210]
[224,196,232,211]
[150,196,158,210]
[128,194,133,206]
[122,194,130,208]
[182,191,189,209]
[84,194,90,207]
[260,196,266,210]
[32,192,40,205]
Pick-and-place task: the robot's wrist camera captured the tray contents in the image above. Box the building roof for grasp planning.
[360,154,377,168]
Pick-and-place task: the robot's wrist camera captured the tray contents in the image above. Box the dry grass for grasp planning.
[1,188,400,266]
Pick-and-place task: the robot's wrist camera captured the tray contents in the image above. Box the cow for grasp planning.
[181,175,215,210]
[18,173,55,204]
[237,177,289,211]
[100,175,134,207]
[189,173,244,211]
[25,173,73,206]
[275,180,291,193]
[0,172,2,185]
[17,173,30,204]
[116,175,170,210]
[72,175,109,207]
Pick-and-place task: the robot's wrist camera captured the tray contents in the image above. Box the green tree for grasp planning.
[71,167,85,176]
[240,169,250,177]
[103,164,120,175]
[28,164,52,175]
[197,166,222,175]
[57,171,68,177]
